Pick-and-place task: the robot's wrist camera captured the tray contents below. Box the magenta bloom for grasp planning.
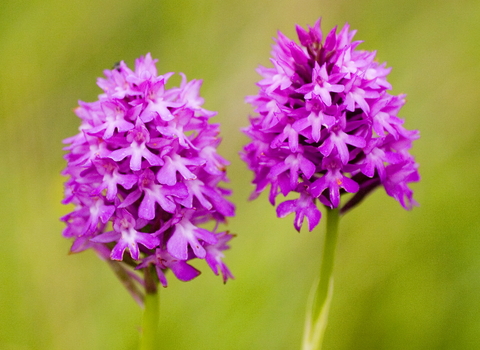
[242,19,420,231]
[62,54,234,287]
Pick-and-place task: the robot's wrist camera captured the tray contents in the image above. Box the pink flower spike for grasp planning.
[61,53,235,290]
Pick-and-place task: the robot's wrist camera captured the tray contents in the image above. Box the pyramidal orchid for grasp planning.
[61,54,235,349]
[241,19,419,350]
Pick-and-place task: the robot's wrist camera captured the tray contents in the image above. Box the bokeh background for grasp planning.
[1,0,479,349]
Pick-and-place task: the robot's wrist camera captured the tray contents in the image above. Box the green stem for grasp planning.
[139,265,159,350]
[302,207,340,350]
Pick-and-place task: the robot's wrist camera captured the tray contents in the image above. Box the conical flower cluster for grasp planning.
[62,54,234,287]
[242,19,420,231]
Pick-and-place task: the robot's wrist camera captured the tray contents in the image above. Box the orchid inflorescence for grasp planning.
[242,19,420,231]
[61,54,235,294]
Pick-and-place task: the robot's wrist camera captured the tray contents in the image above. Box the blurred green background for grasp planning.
[1,0,480,349]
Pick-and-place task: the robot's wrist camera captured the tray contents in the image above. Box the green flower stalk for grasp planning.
[140,266,159,350]
[302,208,338,350]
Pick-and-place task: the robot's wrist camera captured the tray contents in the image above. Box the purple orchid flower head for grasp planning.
[62,54,235,290]
[241,19,420,232]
